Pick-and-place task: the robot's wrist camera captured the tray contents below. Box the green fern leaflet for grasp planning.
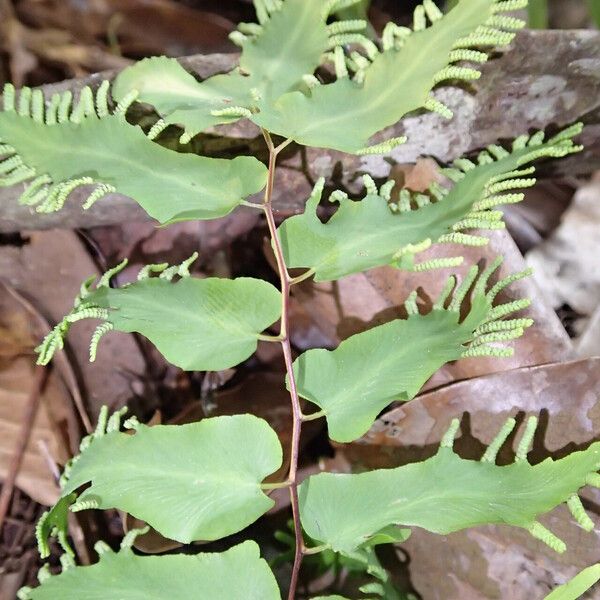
[22,541,280,600]
[36,257,282,372]
[294,260,532,442]
[112,0,338,141]
[253,0,526,153]
[279,125,582,282]
[299,417,600,553]
[40,412,282,545]
[0,82,267,223]
[545,564,600,600]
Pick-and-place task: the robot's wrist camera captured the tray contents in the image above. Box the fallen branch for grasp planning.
[2,30,600,232]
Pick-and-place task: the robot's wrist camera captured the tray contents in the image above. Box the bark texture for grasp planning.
[2,30,600,232]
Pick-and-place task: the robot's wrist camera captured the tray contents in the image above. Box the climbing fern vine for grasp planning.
[1,0,594,599]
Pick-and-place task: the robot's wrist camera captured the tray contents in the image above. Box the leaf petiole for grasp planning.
[258,333,285,343]
[302,544,330,555]
[290,269,315,285]
[261,481,291,491]
[301,410,326,422]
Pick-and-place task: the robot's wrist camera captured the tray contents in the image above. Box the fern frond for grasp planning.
[4,84,109,127]
[112,0,365,142]
[36,253,199,366]
[159,252,199,281]
[44,406,129,502]
[22,542,280,600]
[566,495,595,532]
[107,406,129,433]
[279,125,582,282]
[40,415,282,545]
[35,494,76,559]
[322,0,365,18]
[111,0,525,152]
[59,554,76,571]
[120,526,151,550]
[89,322,114,362]
[35,272,110,366]
[35,265,282,372]
[71,498,101,513]
[327,19,368,36]
[293,261,532,442]
[123,416,141,431]
[145,118,168,141]
[93,541,113,556]
[299,417,600,553]
[137,262,169,280]
[254,0,527,152]
[0,82,267,224]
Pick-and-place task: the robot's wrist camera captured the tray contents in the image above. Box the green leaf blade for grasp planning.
[112,56,252,134]
[90,277,281,371]
[299,432,600,554]
[61,416,283,544]
[239,0,330,103]
[294,310,469,442]
[279,127,582,282]
[113,0,330,139]
[253,0,513,153]
[293,268,528,443]
[545,564,600,600]
[0,111,267,223]
[35,493,77,559]
[28,541,281,600]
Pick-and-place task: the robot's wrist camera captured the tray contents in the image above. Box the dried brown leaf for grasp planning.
[0,231,146,421]
[0,286,77,506]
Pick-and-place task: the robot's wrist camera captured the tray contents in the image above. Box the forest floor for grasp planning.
[0,1,599,599]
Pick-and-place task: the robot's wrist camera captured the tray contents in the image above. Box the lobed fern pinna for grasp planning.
[1,0,597,598]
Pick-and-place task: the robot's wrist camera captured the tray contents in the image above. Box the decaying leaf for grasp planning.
[527,174,600,335]
[0,230,145,420]
[0,282,78,506]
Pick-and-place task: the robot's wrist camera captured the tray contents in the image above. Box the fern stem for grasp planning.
[260,481,290,491]
[240,199,263,209]
[261,129,304,600]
